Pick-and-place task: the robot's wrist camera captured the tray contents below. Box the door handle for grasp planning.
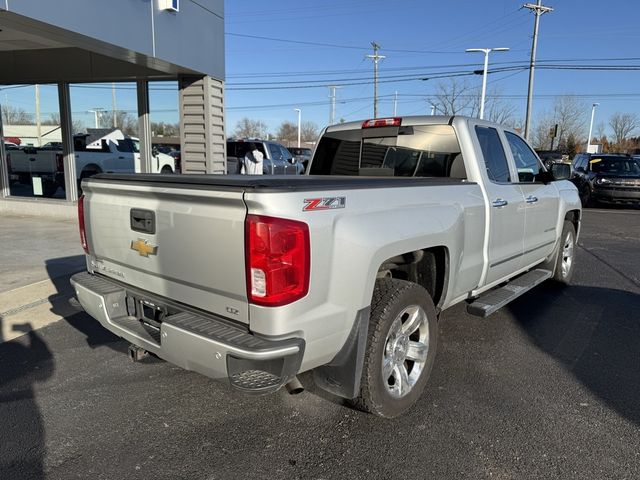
[492,198,508,208]
[525,195,539,204]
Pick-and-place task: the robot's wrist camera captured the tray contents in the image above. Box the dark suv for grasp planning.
[226,139,304,175]
[287,147,312,171]
[571,153,640,206]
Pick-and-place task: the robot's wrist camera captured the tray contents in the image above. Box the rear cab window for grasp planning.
[309,124,466,178]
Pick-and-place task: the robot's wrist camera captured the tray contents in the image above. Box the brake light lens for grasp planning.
[362,117,402,128]
[245,215,310,307]
[78,195,89,254]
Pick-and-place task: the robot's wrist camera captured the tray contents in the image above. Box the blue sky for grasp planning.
[2,0,639,137]
[224,0,640,135]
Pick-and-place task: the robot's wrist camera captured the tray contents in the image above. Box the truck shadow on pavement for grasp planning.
[509,284,640,426]
[0,318,54,480]
[46,256,128,355]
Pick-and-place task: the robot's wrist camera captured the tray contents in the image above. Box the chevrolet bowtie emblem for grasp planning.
[130,239,158,257]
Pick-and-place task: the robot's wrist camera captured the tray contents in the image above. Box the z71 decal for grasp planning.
[303,197,346,212]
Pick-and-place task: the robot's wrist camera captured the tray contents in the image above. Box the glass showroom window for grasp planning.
[150,81,180,174]
[1,84,65,199]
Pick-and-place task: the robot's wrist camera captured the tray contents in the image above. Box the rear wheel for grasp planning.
[160,165,173,174]
[351,278,438,418]
[78,166,102,193]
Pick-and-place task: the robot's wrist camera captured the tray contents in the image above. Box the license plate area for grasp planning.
[126,296,167,330]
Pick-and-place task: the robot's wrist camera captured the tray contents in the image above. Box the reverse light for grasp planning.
[78,195,89,254]
[245,215,310,307]
[362,117,402,128]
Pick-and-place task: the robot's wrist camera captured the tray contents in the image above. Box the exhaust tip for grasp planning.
[285,377,304,395]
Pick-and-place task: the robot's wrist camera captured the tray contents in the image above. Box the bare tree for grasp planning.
[551,95,587,151]
[484,91,517,126]
[151,121,179,137]
[530,95,587,152]
[531,116,557,150]
[42,112,84,134]
[1,105,33,124]
[276,121,297,145]
[233,118,268,139]
[301,121,319,143]
[429,79,475,115]
[609,112,638,148]
[100,111,138,136]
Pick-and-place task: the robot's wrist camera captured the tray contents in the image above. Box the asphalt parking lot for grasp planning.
[1,208,639,480]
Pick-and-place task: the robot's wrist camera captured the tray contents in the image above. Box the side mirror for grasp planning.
[152,146,159,157]
[550,163,571,181]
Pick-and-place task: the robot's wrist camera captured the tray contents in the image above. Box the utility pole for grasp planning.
[393,91,398,116]
[112,82,118,128]
[328,85,340,124]
[88,108,104,129]
[35,84,42,146]
[366,42,386,118]
[523,0,553,140]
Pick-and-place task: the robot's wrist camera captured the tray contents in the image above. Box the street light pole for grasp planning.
[294,108,301,148]
[586,103,599,153]
[466,47,509,120]
[87,108,104,128]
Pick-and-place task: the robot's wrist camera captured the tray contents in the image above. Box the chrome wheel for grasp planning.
[561,230,574,278]
[382,305,430,398]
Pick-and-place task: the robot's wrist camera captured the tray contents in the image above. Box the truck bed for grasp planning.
[90,173,472,192]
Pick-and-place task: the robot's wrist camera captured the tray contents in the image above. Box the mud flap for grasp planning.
[312,307,370,399]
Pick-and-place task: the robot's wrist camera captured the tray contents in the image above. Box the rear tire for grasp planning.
[351,278,438,418]
[160,165,173,174]
[78,166,102,194]
[550,221,576,285]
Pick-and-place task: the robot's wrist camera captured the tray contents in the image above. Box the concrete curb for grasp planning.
[0,275,81,343]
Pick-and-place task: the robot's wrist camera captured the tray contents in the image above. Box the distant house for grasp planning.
[3,124,62,147]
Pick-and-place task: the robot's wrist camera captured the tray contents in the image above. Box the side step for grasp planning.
[467,269,552,317]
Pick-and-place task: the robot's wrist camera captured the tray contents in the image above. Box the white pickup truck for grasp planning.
[71,116,581,417]
[7,133,175,196]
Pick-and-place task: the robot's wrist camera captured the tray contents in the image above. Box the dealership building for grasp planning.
[0,0,225,217]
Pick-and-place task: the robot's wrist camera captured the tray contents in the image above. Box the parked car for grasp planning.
[226,139,304,175]
[3,141,20,150]
[571,153,640,206]
[7,132,176,197]
[287,147,312,171]
[536,150,565,170]
[72,115,579,418]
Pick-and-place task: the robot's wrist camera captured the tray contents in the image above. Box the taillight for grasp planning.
[245,215,310,307]
[362,117,402,128]
[78,195,89,254]
[55,153,64,172]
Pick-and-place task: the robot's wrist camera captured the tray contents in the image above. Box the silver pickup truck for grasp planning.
[71,116,581,417]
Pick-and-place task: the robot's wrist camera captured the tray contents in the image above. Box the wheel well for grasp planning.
[81,164,102,176]
[377,246,448,308]
[565,209,580,232]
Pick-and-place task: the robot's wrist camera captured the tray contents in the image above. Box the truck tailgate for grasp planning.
[83,179,249,323]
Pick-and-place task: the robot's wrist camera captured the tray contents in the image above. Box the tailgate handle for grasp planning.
[130,209,156,234]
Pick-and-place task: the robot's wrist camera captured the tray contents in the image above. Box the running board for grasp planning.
[467,269,552,317]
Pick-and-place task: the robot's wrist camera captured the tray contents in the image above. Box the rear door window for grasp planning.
[475,126,511,183]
